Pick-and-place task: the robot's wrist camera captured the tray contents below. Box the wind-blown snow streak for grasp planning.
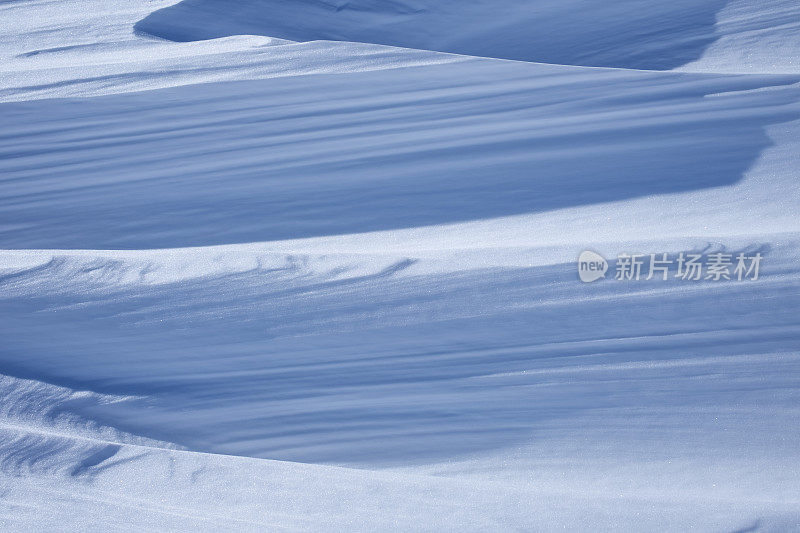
[2,61,799,249]
[0,38,466,103]
[2,0,800,531]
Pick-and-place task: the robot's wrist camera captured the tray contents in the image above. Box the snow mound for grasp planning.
[136,0,732,70]
[136,0,800,72]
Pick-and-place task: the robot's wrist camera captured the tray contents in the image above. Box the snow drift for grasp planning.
[2,0,800,530]
[136,0,731,69]
[136,0,800,71]
[3,62,798,249]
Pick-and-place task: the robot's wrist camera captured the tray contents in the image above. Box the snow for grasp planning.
[4,63,799,249]
[1,0,800,531]
[678,0,800,73]
[134,0,731,70]
[135,0,800,71]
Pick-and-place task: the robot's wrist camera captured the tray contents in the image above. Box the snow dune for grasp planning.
[3,238,800,530]
[136,0,800,71]
[3,62,799,249]
[2,0,800,530]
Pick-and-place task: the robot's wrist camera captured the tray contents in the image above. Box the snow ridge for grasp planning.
[2,0,800,530]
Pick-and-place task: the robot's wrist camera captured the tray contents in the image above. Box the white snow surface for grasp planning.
[1,0,800,531]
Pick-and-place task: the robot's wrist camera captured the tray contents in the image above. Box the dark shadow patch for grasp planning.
[70,444,121,477]
[135,0,732,70]
[1,64,798,249]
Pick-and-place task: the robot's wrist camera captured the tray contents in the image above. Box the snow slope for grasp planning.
[3,240,800,531]
[136,0,800,71]
[679,0,800,73]
[136,0,731,69]
[2,0,800,531]
[3,62,799,249]
[0,0,461,103]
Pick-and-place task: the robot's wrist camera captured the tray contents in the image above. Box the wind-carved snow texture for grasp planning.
[1,0,800,531]
[3,65,799,249]
[136,0,800,71]
[137,0,733,69]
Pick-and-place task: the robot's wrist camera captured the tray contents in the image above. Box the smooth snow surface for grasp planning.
[136,0,800,71]
[2,0,800,531]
